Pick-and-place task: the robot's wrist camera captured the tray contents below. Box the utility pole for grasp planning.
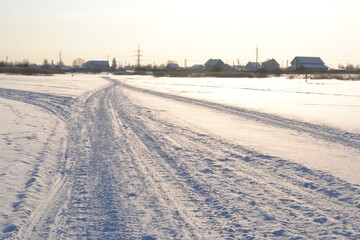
[184,59,187,68]
[59,51,62,68]
[6,56,8,66]
[256,45,259,70]
[135,45,143,68]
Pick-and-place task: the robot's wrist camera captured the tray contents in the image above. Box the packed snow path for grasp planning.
[1,77,360,239]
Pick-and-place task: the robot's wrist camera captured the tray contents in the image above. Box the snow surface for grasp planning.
[0,74,360,239]
[0,97,66,238]
[0,73,109,97]
[112,76,360,185]
[116,75,360,132]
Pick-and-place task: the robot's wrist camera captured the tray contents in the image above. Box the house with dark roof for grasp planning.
[291,57,328,71]
[166,63,181,70]
[261,59,280,72]
[189,64,205,71]
[83,60,109,72]
[232,65,246,71]
[245,62,261,71]
[204,59,227,72]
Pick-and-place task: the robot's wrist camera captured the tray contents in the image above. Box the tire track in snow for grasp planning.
[1,78,360,239]
[109,83,360,239]
[0,89,69,239]
[36,82,199,239]
[0,87,74,122]
[115,81,360,150]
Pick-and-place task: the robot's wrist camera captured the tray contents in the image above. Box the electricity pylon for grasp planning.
[135,45,143,68]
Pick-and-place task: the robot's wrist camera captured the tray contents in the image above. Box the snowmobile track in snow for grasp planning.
[1,77,360,239]
[117,81,360,150]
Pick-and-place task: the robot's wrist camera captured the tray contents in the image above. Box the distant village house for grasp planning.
[204,59,227,72]
[83,60,109,72]
[166,63,181,70]
[245,62,261,71]
[190,64,205,71]
[291,57,328,71]
[232,65,246,72]
[261,59,280,72]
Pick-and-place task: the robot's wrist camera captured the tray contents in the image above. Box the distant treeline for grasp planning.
[0,67,64,75]
[1,65,359,80]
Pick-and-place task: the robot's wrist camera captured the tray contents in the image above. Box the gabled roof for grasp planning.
[246,62,261,68]
[191,64,204,69]
[166,63,180,68]
[205,59,224,66]
[262,58,279,65]
[293,57,324,65]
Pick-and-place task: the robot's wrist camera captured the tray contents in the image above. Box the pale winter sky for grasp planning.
[1,0,359,68]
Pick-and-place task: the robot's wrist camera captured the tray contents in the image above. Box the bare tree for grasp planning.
[346,64,355,71]
[72,58,85,69]
[16,59,29,67]
[338,63,345,69]
[43,59,49,69]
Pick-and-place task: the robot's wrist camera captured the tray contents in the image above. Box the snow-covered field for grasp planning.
[116,76,360,184]
[117,75,360,132]
[0,73,360,239]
